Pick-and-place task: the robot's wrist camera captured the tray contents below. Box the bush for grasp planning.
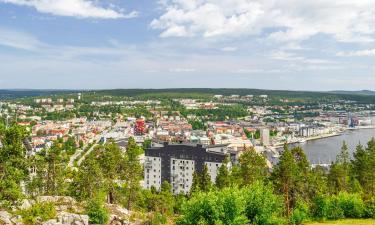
[243,182,285,225]
[291,200,310,225]
[86,196,109,225]
[148,212,167,225]
[365,197,375,218]
[176,187,248,225]
[18,202,56,225]
[337,192,365,218]
[313,195,343,220]
[313,193,365,221]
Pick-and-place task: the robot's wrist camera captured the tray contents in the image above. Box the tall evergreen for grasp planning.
[238,147,268,186]
[200,164,212,192]
[216,157,230,189]
[0,125,29,206]
[271,145,298,217]
[123,137,143,209]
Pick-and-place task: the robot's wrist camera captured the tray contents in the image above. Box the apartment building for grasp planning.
[144,143,229,194]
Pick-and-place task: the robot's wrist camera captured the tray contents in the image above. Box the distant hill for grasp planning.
[97,88,375,104]
[1,88,375,104]
[331,90,375,96]
[0,90,78,100]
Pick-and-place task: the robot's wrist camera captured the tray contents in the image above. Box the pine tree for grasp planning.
[190,172,201,194]
[271,146,298,217]
[0,125,29,206]
[238,147,268,186]
[200,165,212,192]
[123,137,143,209]
[216,158,230,189]
[328,142,351,194]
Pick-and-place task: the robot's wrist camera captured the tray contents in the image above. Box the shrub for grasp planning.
[337,192,365,218]
[243,182,285,225]
[18,202,56,225]
[313,193,365,221]
[176,187,248,225]
[149,212,167,225]
[86,196,109,225]
[291,200,310,225]
[365,197,375,218]
[312,195,344,220]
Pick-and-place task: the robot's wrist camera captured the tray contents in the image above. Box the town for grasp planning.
[1,90,374,194]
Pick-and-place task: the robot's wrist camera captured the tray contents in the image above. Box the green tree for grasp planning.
[70,152,104,200]
[86,194,109,225]
[0,125,29,206]
[271,146,298,217]
[123,137,143,210]
[238,147,268,186]
[97,142,126,204]
[216,157,230,189]
[190,172,201,194]
[352,139,375,198]
[200,164,212,192]
[328,142,351,194]
[44,145,66,195]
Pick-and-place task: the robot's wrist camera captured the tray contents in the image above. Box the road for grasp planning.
[67,130,109,168]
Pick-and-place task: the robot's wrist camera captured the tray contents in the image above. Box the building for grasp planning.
[144,143,229,194]
[260,128,270,146]
[135,118,146,135]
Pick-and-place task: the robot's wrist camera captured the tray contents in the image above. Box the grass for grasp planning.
[304,219,375,225]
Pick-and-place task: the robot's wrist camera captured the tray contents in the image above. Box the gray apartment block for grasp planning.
[144,143,229,194]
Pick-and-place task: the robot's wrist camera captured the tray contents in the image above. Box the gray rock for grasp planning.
[0,211,12,225]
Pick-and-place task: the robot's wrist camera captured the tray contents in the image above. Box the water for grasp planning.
[289,128,375,164]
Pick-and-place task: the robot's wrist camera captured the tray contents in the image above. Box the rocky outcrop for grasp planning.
[42,212,89,225]
[0,211,12,225]
[106,204,131,225]
[0,211,22,225]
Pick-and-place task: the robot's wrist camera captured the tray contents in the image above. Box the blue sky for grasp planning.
[0,0,375,90]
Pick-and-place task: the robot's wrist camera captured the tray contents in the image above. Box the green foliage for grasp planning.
[179,183,284,225]
[351,140,375,199]
[271,146,299,216]
[244,182,285,225]
[18,202,56,225]
[215,158,230,189]
[69,152,104,200]
[337,192,365,218]
[0,125,29,206]
[177,187,248,225]
[123,137,143,209]
[365,197,375,218]
[313,193,365,220]
[291,200,310,225]
[148,212,167,225]
[86,195,109,225]
[237,147,268,186]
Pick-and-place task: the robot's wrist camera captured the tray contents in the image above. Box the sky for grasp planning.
[0,0,375,91]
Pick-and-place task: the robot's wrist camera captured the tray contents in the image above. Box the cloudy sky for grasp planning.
[0,0,375,90]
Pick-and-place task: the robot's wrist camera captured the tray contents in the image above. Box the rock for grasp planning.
[57,212,89,225]
[0,211,12,225]
[37,196,77,205]
[41,212,88,225]
[19,199,35,210]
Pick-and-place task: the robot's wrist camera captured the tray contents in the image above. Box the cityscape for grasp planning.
[1,0,375,225]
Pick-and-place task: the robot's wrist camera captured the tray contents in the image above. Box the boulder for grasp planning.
[0,211,12,225]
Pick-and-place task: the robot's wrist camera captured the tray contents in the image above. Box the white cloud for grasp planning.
[0,27,44,50]
[169,68,196,72]
[337,49,375,57]
[0,0,137,19]
[151,0,375,43]
[221,46,237,52]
